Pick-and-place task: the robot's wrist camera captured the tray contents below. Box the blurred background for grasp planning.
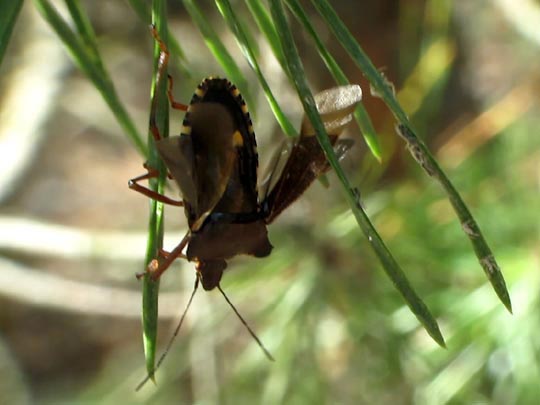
[0,0,539,403]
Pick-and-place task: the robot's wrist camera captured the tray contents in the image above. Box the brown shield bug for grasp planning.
[129,26,361,385]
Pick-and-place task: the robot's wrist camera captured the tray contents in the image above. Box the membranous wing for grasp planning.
[262,84,362,223]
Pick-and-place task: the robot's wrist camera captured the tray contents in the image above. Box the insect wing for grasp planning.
[263,135,346,222]
[300,84,362,137]
[259,138,293,201]
[188,102,237,221]
[263,84,361,223]
[155,102,238,223]
[155,135,198,211]
[183,78,260,222]
[334,138,354,162]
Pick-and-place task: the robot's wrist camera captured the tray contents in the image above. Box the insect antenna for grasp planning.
[135,278,199,391]
[217,285,275,361]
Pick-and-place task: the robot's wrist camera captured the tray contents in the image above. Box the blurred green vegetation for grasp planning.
[0,0,538,404]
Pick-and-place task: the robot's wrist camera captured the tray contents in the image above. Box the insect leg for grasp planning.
[167,74,188,111]
[157,248,186,260]
[128,166,184,206]
[149,25,188,112]
[148,25,188,141]
[148,25,167,141]
[147,231,191,280]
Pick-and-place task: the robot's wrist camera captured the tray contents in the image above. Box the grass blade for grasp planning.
[310,0,407,123]
[140,0,169,381]
[182,0,251,104]
[64,0,103,67]
[269,0,445,347]
[396,124,512,312]
[0,0,24,67]
[285,0,382,161]
[127,0,192,79]
[33,0,147,156]
[244,0,286,70]
[311,0,512,313]
[127,0,152,22]
[215,0,296,137]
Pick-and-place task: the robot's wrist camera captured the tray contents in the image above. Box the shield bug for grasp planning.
[129,30,272,292]
[151,76,273,290]
[130,26,361,386]
[131,76,362,287]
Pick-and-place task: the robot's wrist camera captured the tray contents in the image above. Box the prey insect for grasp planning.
[129,27,361,387]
